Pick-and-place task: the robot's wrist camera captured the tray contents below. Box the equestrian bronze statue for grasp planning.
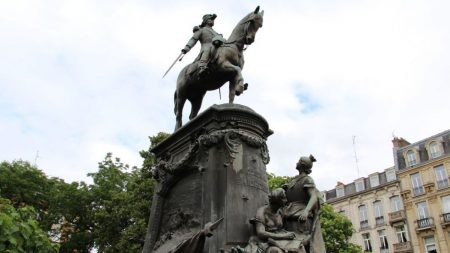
[173,6,264,130]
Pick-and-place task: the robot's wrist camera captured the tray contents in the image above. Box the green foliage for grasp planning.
[0,132,170,253]
[0,198,59,253]
[267,172,292,191]
[89,132,169,253]
[0,161,53,220]
[320,204,363,253]
[89,153,135,253]
[48,180,93,253]
[0,161,94,253]
[140,132,170,172]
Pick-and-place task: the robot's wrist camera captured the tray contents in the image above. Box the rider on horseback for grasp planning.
[181,14,226,76]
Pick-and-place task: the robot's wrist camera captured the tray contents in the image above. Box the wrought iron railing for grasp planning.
[375,216,385,226]
[442,212,450,223]
[416,217,434,229]
[437,179,449,189]
[360,220,369,229]
[413,186,425,196]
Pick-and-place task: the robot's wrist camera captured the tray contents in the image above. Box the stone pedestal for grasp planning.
[143,104,273,253]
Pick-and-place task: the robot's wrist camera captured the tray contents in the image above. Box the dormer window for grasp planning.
[429,141,442,159]
[370,174,380,187]
[336,187,345,198]
[386,169,396,182]
[355,179,365,192]
[406,150,417,167]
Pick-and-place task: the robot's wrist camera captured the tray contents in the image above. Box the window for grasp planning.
[442,196,450,223]
[390,196,403,212]
[355,180,365,192]
[416,201,431,229]
[362,233,372,252]
[386,169,396,182]
[411,173,425,196]
[336,187,345,198]
[374,201,384,225]
[339,210,346,217]
[370,174,380,187]
[395,225,408,243]
[429,141,441,159]
[407,150,417,166]
[359,205,369,228]
[424,236,437,253]
[378,229,389,250]
[416,201,429,219]
[435,164,449,189]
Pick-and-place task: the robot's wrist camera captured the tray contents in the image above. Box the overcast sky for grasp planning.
[1,0,449,191]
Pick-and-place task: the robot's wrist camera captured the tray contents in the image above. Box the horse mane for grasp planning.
[227,12,255,43]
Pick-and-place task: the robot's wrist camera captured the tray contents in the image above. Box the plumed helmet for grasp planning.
[200,14,217,27]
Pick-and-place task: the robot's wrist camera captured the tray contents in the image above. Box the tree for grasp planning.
[48,180,94,253]
[0,161,53,222]
[89,132,169,253]
[0,198,59,253]
[267,172,292,191]
[0,161,94,252]
[320,204,363,253]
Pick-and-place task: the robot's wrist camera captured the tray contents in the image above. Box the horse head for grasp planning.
[228,6,264,47]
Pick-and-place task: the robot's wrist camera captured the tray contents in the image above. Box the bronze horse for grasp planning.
[174,7,264,130]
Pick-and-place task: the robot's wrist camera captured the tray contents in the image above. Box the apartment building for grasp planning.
[325,167,412,253]
[392,129,450,253]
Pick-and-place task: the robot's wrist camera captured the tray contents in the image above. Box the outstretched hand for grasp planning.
[297,210,309,221]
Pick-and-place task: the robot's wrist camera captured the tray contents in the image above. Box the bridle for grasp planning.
[224,16,255,46]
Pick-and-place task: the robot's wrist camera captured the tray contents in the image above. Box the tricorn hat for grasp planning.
[200,14,217,27]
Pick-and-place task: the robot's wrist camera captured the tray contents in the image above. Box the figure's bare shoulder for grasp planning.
[304,176,315,188]
[256,205,268,219]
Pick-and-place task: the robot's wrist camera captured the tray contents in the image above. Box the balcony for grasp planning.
[389,210,406,225]
[441,213,450,228]
[360,220,370,231]
[415,217,435,232]
[437,179,449,189]
[375,216,385,226]
[393,242,413,253]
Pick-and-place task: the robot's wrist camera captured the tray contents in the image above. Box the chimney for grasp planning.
[392,137,410,148]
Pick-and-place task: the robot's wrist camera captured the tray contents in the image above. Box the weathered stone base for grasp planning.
[143,104,273,253]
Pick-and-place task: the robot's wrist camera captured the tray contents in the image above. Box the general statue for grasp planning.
[170,6,264,130]
[181,14,226,77]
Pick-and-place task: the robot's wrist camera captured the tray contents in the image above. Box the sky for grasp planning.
[1,0,449,191]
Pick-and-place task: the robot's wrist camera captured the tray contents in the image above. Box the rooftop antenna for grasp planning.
[352,136,360,178]
[34,150,40,167]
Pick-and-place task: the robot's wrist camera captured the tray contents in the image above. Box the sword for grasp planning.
[162,52,185,78]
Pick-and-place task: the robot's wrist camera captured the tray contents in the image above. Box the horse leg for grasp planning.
[174,93,186,130]
[189,93,206,120]
[221,61,244,103]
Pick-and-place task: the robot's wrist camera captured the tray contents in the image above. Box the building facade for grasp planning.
[325,167,413,253]
[393,129,450,253]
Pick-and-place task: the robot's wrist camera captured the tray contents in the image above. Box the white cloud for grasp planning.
[1,0,449,191]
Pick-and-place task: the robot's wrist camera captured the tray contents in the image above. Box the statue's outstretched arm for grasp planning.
[182,30,201,53]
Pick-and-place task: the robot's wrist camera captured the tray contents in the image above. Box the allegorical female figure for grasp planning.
[252,188,306,253]
[283,155,326,253]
